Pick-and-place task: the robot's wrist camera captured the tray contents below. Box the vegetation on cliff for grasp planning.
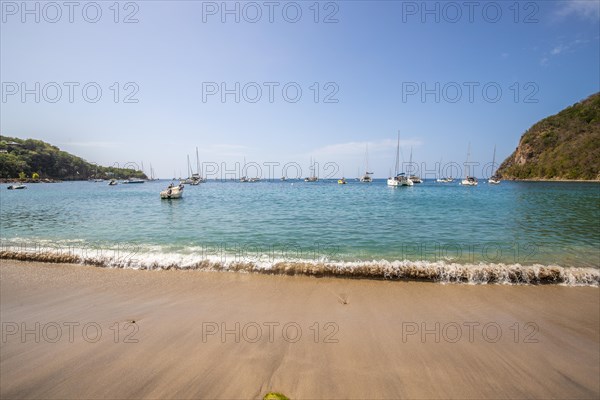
[497,93,600,180]
[0,136,147,180]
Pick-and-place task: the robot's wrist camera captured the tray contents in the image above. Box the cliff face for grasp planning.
[497,93,600,180]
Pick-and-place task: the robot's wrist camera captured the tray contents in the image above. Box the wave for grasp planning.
[1,248,598,286]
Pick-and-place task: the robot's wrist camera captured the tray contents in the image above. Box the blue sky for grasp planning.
[1,0,599,178]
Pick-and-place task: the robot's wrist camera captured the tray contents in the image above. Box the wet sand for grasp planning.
[1,260,598,399]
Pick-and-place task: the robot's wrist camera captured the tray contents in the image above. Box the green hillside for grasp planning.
[0,136,147,181]
[497,93,600,180]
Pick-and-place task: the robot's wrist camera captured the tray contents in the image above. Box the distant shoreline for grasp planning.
[505,178,600,183]
[0,178,61,184]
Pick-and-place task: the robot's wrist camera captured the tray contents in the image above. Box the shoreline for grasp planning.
[1,251,598,285]
[1,178,61,184]
[1,260,598,399]
[502,178,600,182]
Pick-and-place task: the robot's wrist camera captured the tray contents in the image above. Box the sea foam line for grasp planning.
[0,248,598,286]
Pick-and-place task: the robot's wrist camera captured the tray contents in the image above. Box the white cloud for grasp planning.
[541,38,590,65]
[550,44,568,55]
[555,1,600,21]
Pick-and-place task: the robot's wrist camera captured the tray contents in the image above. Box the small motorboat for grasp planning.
[7,184,26,190]
[160,183,184,199]
[122,178,145,184]
[436,177,454,183]
[108,179,118,186]
[461,176,478,186]
[409,176,423,184]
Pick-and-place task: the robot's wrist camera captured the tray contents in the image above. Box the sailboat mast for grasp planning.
[465,142,471,178]
[187,155,192,178]
[492,144,497,175]
[196,147,200,176]
[395,131,400,176]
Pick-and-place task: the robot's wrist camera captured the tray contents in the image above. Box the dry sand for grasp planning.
[1,260,598,399]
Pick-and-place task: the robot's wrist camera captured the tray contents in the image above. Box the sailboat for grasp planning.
[360,144,373,183]
[488,145,501,184]
[408,147,422,183]
[436,157,454,182]
[191,147,206,183]
[240,157,259,182]
[387,131,413,187]
[148,163,159,181]
[460,142,478,186]
[304,158,318,182]
[181,155,193,184]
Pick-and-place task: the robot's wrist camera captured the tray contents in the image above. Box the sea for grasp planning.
[1,179,599,285]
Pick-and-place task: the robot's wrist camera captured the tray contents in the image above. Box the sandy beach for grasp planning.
[1,260,598,399]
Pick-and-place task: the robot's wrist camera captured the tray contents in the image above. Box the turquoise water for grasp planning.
[1,180,599,281]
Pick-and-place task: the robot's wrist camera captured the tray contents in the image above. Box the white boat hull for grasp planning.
[387,176,413,187]
[160,186,184,199]
[461,179,478,186]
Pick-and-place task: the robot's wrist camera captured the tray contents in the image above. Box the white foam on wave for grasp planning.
[1,243,598,286]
